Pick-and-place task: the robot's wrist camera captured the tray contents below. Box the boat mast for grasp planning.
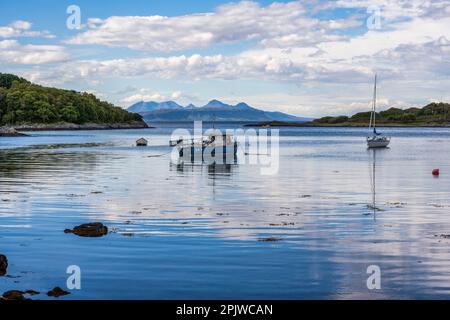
[372,73,377,133]
[368,74,376,133]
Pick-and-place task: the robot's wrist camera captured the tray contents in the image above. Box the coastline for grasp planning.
[0,127,28,137]
[244,121,450,128]
[9,121,149,131]
[1,121,151,137]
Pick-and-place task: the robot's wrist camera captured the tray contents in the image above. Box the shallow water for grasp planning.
[1,123,450,299]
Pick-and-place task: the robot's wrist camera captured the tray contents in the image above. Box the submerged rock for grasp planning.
[1,290,38,300]
[2,290,28,300]
[0,254,8,276]
[47,287,70,298]
[258,236,282,242]
[64,222,108,237]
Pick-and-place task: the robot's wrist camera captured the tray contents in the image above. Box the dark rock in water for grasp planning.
[258,236,282,242]
[0,254,8,276]
[1,288,39,300]
[47,287,70,298]
[2,290,28,300]
[64,222,108,237]
[0,127,27,137]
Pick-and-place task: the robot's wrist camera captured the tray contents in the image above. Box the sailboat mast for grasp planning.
[373,74,377,130]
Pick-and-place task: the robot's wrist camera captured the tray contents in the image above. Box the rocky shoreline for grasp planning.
[0,127,28,137]
[1,121,150,136]
[15,121,150,131]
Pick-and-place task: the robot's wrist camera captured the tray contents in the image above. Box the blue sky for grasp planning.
[1,0,449,117]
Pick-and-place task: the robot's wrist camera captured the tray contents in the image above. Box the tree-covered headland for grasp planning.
[0,73,144,126]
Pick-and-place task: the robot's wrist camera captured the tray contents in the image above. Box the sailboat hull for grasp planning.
[367,137,390,148]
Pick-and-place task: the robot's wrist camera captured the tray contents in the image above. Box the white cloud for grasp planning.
[10,20,32,30]
[66,1,357,52]
[55,1,450,85]
[0,40,69,65]
[0,20,54,38]
[121,93,166,105]
[171,91,182,100]
[318,16,450,60]
[119,89,195,106]
[24,30,450,86]
[334,0,450,21]
[23,48,371,86]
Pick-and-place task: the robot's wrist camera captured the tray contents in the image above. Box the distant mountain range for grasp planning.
[127,99,311,122]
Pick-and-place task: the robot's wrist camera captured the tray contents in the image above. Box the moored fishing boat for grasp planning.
[170,132,238,163]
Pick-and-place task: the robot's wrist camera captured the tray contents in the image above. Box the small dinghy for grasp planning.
[136,138,148,146]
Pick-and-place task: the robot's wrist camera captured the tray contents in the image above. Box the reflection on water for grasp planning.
[172,161,235,176]
[368,149,379,219]
[1,126,450,299]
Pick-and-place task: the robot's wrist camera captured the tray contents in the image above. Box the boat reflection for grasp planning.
[369,149,377,218]
[208,163,233,175]
[368,148,389,219]
[171,160,235,176]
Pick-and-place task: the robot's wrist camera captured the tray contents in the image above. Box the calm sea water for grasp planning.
[1,123,450,299]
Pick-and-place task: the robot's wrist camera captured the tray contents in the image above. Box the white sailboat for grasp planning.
[367,74,390,148]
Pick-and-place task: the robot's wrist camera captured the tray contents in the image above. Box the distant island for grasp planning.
[128,99,311,122]
[246,102,450,127]
[0,73,148,136]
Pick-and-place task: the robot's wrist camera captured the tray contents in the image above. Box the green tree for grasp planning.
[35,101,56,123]
[2,112,15,124]
[60,106,80,123]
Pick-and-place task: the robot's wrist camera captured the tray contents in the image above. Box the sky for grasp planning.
[0,0,449,117]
